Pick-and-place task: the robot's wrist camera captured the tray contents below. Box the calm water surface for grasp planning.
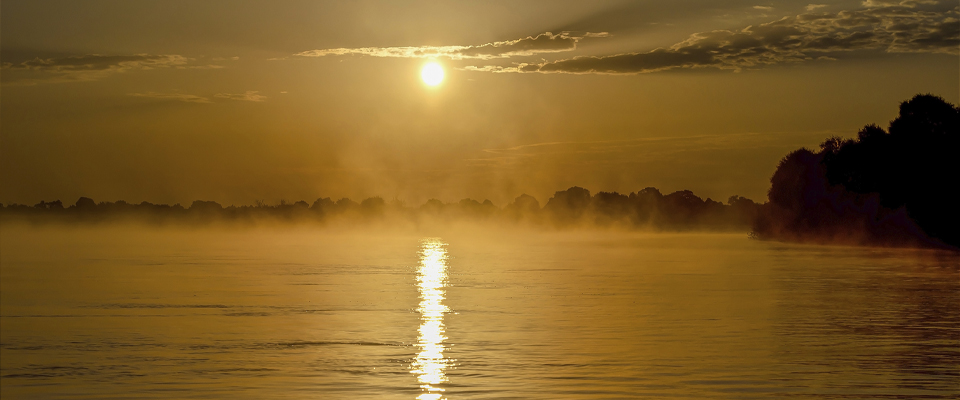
[1,226,958,399]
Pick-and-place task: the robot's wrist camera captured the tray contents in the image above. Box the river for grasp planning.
[1,225,957,399]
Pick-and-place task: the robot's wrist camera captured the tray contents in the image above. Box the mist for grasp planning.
[2,184,759,234]
[3,2,959,398]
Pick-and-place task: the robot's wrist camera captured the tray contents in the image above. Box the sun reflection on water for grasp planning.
[412,238,452,400]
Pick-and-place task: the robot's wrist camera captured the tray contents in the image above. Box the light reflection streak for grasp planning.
[412,238,452,400]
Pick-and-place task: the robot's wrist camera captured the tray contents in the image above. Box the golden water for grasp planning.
[412,239,451,399]
[1,226,957,399]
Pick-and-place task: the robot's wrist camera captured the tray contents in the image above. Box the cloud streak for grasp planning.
[127,90,268,104]
[6,54,187,72]
[2,54,187,82]
[0,54,232,85]
[214,91,267,102]
[295,32,608,60]
[1,53,210,84]
[467,131,845,169]
[473,3,958,74]
[128,92,212,103]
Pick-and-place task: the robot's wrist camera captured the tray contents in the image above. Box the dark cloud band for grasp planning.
[6,54,187,72]
[484,4,959,74]
[1,53,208,84]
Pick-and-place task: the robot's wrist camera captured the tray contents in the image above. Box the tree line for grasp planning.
[1,186,759,231]
[4,94,955,249]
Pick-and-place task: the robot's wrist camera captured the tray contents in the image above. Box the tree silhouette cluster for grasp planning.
[1,187,758,231]
[753,94,959,249]
[5,94,954,250]
[514,187,759,230]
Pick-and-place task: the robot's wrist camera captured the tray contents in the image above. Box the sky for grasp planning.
[1,0,957,207]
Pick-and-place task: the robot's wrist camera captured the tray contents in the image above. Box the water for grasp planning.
[1,225,958,399]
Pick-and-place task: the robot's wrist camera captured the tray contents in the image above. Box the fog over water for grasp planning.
[3,1,958,398]
[2,225,957,399]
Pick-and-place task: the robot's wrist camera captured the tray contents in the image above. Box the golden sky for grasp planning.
[2,0,957,206]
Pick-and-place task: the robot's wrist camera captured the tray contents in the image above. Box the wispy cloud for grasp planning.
[862,0,940,7]
[294,32,609,60]
[1,53,224,85]
[178,64,225,70]
[467,131,846,168]
[214,91,267,102]
[127,90,267,104]
[128,92,211,103]
[469,3,958,74]
[7,54,187,72]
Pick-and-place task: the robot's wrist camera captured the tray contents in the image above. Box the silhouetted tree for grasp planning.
[34,200,63,210]
[728,195,759,226]
[334,198,360,214]
[189,200,223,213]
[755,94,958,249]
[629,187,663,225]
[457,198,496,219]
[660,190,709,227]
[75,197,97,210]
[591,191,632,225]
[360,197,386,217]
[544,186,591,225]
[504,194,541,222]
[420,199,445,215]
[311,197,335,216]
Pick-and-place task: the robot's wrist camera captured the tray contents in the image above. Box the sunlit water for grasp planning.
[1,226,958,399]
[412,239,451,399]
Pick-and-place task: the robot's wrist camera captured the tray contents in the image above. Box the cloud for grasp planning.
[806,4,828,11]
[486,3,958,74]
[582,32,612,38]
[754,6,775,11]
[129,92,211,103]
[461,65,517,73]
[294,32,608,60]
[0,53,215,84]
[127,90,267,103]
[9,54,187,72]
[214,91,267,102]
[862,0,902,6]
[467,132,824,168]
[861,0,939,7]
[178,64,225,70]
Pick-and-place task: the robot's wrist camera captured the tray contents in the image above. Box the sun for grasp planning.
[421,62,444,86]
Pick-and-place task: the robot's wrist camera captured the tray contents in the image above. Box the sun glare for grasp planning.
[412,239,451,399]
[421,62,444,86]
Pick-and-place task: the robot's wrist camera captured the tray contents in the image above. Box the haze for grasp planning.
[4,3,960,398]
[3,0,957,207]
